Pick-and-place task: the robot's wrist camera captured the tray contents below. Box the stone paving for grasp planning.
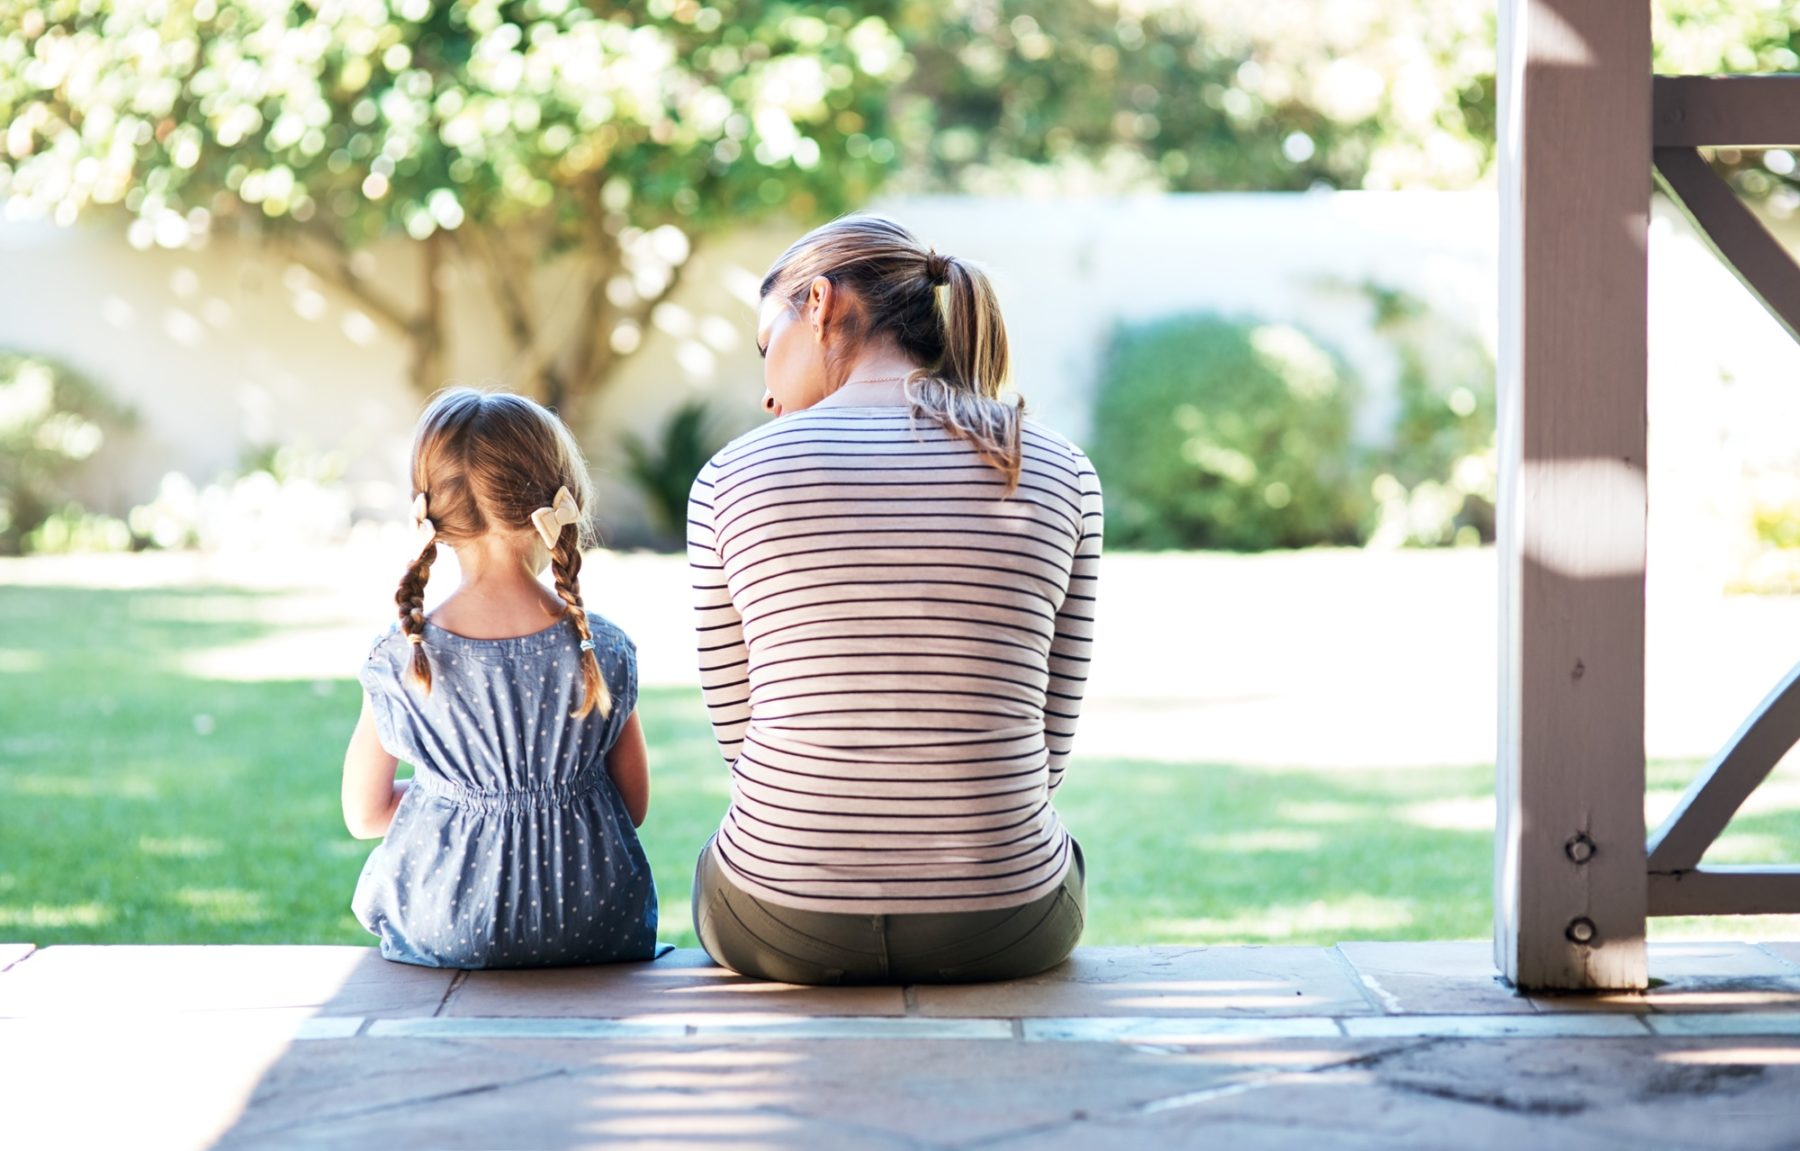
[4,941,1800,1149]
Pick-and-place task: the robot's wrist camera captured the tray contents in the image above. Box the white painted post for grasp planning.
[1494,0,1651,991]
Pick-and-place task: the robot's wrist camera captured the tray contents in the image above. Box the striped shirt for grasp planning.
[686,387,1103,914]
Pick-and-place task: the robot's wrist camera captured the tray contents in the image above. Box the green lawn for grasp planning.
[2,583,1796,950]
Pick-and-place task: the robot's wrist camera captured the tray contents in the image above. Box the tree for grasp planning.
[888,0,1496,195]
[0,0,907,420]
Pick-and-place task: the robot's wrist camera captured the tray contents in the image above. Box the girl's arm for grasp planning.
[341,693,409,839]
[605,710,650,827]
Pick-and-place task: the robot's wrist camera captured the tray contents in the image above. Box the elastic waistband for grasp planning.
[414,771,606,814]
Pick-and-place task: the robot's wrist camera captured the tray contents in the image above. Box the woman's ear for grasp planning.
[808,276,835,342]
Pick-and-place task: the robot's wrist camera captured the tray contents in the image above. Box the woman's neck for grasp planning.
[816,343,923,408]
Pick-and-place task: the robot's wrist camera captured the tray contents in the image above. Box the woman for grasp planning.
[686,215,1102,984]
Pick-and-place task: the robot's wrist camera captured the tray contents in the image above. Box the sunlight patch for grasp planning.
[1149,894,1415,943]
[0,902,109,929]
[1661,1046,1800,1066]
[1198,829,1326,853]
[139,836,221,859]
[0,649,44,673]
[175,888,267,924]
[1400,796,1495,832]
[177,628,372,682]
[7,774,157,799]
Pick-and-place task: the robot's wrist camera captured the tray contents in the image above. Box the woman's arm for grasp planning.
[688,461,752,766]
[605,710,650,827]
[341,693,408,839]
[1045,457,1104,795]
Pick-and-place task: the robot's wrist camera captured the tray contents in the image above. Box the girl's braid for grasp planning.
[396,536,438,691]
[551,525,610,719]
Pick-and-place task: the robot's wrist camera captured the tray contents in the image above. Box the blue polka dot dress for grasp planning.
[351,611,661,969]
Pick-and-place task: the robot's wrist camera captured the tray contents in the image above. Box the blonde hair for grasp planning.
[761,214,1024,488]
[397,388,610,719]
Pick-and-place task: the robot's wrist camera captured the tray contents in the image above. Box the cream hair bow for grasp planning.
[531,486,581,548]
[411,493,437,548]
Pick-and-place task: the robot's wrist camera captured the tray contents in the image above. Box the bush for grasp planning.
[621,399,735,549]
[1090,315,1374,550]
[1362,286,1497,549]
[0,353,133,555]
[127,446,353,552]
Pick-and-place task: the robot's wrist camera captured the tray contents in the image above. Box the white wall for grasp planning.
[3,190,1793,578]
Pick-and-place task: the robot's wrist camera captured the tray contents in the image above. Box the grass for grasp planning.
[2,582,1797,950]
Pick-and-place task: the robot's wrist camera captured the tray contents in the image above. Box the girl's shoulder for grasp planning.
[366,620,405,658]
[581,609,635,656]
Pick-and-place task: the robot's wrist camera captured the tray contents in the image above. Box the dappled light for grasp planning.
[0,902,108,930]
[1150,896,1418,945]
[1661,1046,1800,1065]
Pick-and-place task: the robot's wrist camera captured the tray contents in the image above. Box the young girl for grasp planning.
[342,388,661,968]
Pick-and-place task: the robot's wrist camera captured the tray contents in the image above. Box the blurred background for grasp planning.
[3,0,1800,950]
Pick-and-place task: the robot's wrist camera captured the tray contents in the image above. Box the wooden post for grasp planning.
[1495,0,1650,990]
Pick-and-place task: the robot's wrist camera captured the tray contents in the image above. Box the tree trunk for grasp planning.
[408,230,448,396]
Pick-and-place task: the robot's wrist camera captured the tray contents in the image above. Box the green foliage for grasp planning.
[1090,316,1373,551]
[892,0,1496,194]
[0,1,901,243]
[1363,285,1497,548]
[621,398,735,548]
[0,1,910,406]
[0,352,132,556]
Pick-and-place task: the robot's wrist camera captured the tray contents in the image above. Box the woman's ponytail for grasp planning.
[761,215,1027,490]
[907,253,1025,491]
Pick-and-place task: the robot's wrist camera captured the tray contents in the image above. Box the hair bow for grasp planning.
[411,493,437,548]
[531,485,582,548]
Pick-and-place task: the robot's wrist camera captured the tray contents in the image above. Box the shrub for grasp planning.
[621,398,735,549]
[126,446,352,552]
[1362,286,1497,549]
[0,353,133,555]
[1090,315,1374,550]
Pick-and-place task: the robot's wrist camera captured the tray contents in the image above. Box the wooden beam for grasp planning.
[1495,0,1650,992]
[1648,659,1800,872]
[1649,867,1800,916]
[1655,147,1800,346]
[1654,75,1800,147]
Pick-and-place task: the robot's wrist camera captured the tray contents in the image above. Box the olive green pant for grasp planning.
[692,838,1086,985]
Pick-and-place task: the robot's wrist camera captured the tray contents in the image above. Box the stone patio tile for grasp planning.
[1630,941,1800,1013]
[0,944,33,972]
[971,1067,1572,1151]
[0,945,452,1018]
[1645,1012,1800,1037]
[996,1034,1800,1151]
[1650,940,1796,979]
[369,1015,1012,1040]
[912,946,1377,1018]
[732,1037,1282,1146]
[1523,989,1655,1014]
[1335,941,1533,1015]
[226,1038,967,1150]
[446,948,906,1017]
[1371,1035,1800,1151]
[1342,1014,1650,1038]
[216,1035,576,1146]
[1023,1016,1341,1042]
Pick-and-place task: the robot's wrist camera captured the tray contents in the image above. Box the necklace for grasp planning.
[840,374,910,388]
